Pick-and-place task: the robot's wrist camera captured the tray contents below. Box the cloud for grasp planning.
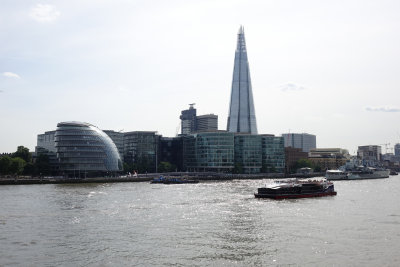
[2,72,21,79]
[30,4,60,22]
[280,83,306,92]
[366,106,400,112]
[0,90,3,93]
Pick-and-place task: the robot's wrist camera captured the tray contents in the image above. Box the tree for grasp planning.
[0,156,12,174]
[158,161,176,172]
[12,146,31,163]
[9,157,26,175]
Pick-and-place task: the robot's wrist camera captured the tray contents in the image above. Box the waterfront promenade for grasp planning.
[0,172,324,185]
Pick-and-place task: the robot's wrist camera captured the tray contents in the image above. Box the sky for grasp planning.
[1,0,400,154]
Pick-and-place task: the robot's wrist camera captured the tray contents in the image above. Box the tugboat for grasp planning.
[254,178,337,199]
[150,176,199,184]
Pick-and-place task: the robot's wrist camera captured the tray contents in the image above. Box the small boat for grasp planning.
[150,176,199,184]
[255,178,337,199]
[325,169,348,180]
[390,170,398,176]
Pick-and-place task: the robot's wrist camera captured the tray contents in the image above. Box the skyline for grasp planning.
[1,0,400,154]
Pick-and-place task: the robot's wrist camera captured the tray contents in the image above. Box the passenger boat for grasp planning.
[254,178,337,199]
[150,176,199,184]
[325,169,348,180]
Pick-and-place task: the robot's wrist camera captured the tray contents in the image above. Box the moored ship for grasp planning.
[254,178,337,199]
[325,169,348,180]
[347,167,389,180]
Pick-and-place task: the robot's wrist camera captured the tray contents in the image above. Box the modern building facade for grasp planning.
[262,135,285,173]
[196,114,218,132]
[183,132,235,172]
[104,130,124,161]
[234,134,262,173]
[160,137,183,171]
[55,121,122,176]
[282,133,316,153]
[227,26,258,134]
[182,131,285,173]
[36,131,56,153]
[123,131,159,172]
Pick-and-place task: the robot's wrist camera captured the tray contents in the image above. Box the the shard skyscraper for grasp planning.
[227,26,258,134]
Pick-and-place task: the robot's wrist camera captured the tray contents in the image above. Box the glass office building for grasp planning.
[262,135,285,173]
[227,26,258,134]
[183,132,234,172]
[234,134,262,173]
[55,121,122,176]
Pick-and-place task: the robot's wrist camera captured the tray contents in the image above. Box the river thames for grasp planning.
[1,177,400,266]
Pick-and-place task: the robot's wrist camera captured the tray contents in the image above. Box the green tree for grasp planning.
[9,157,26,175]
[294,158,313,170]
[158,161,176,172]
[0,156,12,174]
[12,146,32,163]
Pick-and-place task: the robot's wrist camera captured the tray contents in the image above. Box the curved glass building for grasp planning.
[55,122,122,176]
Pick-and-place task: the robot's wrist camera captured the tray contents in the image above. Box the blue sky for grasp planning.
[1,0,400,154]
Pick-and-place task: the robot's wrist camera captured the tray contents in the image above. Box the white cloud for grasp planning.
[366,106,400,112]
[280,83,306,92]
[2,72,21,79]
[30,4,60,22]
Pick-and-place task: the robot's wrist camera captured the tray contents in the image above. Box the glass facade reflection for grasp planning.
[262,135,285,173]
[55,122,122,175]
[234,134,262,173]
[227,26,258,134]
[183,132,234,172]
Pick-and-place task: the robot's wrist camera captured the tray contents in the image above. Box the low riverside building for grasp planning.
[55,122,122,177]
[182,131,285,173]
[159,137,184,171]
[262,135,285,173]
[234,134,262,173]
[183,131,235,172]
[123,131,160,172]
[308,148,350,170]
[285,147,308,173]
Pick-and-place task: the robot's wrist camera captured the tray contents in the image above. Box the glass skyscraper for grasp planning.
[227,26,258,134]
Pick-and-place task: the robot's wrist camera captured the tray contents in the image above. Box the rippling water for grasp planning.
[1,177,400,266]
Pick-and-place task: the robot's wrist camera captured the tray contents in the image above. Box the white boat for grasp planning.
[347,167,390,180]
[325,169,348,180]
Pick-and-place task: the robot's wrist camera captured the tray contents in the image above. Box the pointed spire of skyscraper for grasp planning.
[227,26,258,134]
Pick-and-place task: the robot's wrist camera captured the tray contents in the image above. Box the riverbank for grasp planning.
[0,172,325,185]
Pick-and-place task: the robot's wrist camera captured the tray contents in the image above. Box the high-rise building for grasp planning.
[196,114,218,132]
[395,143,400,156]
[227,26,258,134]
[282,133,316,153]
[180,104,197,135]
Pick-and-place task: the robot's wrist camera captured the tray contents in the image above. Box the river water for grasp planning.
[1,177,400,266]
